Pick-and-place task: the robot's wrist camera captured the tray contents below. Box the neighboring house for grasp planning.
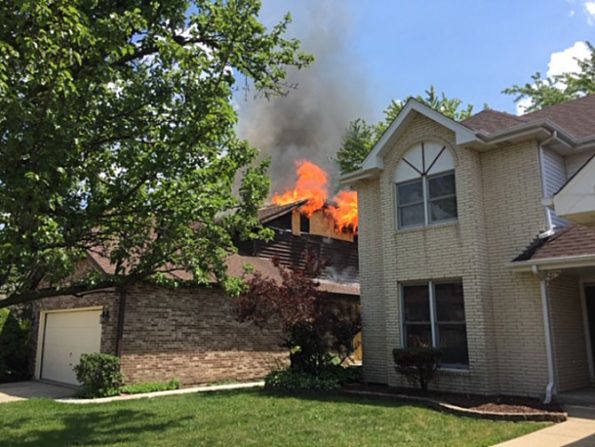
[342,94,595,402]
[31,201,359,386]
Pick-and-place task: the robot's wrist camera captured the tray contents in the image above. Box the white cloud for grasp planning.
[515,41,590,115]
[547,41,590,77]
[585,1,595,24]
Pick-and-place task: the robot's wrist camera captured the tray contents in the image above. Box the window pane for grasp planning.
[397,180,423,205]
[428,173,455,198]
[429,196,457,222]
[438,324,469,366]
[405,324,432,348]
[435,283,465,322]
[403,285,430,322]
[399,204,424,227]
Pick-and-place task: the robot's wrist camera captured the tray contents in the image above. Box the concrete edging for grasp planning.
[342,389,568,423]
[55,381,265,404]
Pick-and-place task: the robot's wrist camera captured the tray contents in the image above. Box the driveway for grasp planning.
[0,381,77,403]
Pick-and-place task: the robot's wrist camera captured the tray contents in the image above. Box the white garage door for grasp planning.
[40,309,102,385]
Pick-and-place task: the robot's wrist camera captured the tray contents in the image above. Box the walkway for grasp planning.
[493,412,595,446]
[0,381,76,403]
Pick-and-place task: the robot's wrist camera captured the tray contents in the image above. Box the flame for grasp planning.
[272,160,358,235]
[327,190,358,234]
[272,160,328,216]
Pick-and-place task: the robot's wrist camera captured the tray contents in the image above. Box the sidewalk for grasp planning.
[493,416,595,446]
[55,381,264,404]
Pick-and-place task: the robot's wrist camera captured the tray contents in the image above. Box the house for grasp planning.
[31,201,359,386]
[341,94,595,402]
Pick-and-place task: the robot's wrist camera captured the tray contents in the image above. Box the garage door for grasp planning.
[40,309,102,385]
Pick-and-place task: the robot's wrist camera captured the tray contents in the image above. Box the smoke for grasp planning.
[237,1,371,193]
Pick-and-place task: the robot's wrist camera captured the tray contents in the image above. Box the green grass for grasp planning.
[0,389,548,446]
[120,379,180,394]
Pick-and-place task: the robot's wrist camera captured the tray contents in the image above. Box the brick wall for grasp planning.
[118,284,287,385]
[354,111,555,397]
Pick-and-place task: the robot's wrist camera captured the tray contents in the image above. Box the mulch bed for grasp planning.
[342,383,566,422]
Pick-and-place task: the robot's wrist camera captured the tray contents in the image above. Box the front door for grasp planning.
[586,286,595,369]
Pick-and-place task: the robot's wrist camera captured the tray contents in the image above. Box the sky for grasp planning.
[252,0,595,121]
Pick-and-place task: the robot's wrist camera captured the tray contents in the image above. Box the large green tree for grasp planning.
[336,86,473,174]
[503,41,595,113]
[0,0,312,308]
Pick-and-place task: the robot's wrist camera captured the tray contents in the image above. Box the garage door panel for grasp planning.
[41,310,102,385]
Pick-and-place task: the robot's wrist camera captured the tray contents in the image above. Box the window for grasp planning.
[402,281,469,368]
[395,142,457,229]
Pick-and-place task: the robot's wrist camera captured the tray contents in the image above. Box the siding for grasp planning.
[541,148,567,228]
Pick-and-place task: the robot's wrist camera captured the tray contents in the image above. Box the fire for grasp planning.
[327,190,358,234]
[272,160,328,217]
[272,160,358,234]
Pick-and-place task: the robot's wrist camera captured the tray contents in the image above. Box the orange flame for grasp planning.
[272,160,358,235]
[327,190,358,234]
[272,160,328,216]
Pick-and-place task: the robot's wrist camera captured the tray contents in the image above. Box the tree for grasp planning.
[336,86,474,173]
[0,0,313,308]
[504,41,595,113]
[235,253,360,374]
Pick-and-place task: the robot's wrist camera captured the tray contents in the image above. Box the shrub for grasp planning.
[74,353,123,398]
[265,369,341,392]
[392,347,441,392]
[120,379,180,394]
[0,308,31,383]
[265,365,361,392]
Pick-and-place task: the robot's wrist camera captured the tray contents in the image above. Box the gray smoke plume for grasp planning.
[237,1,371,193]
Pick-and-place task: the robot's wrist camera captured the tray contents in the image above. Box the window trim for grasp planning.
[400,280,469,369]
[396,170,457,230]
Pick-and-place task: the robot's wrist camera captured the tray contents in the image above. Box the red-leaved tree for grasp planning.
[235,251,360,375]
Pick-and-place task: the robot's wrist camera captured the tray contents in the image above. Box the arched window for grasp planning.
[395,142,457,229]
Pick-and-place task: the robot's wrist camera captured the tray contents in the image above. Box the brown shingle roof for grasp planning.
[523,94,595,139]
[462,109,529,134]
[514,224,595,262]
[462,95,595,140]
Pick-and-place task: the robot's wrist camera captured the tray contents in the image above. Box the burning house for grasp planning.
[29,160,360,387]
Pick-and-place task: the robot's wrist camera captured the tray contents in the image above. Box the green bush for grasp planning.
[120,379,180,394]
[393,347,441,391]
[265,365,361,392]
[74,353,123,398]
[0,308,31,383]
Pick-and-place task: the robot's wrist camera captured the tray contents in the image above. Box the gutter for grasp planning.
[509,254,595,272]
[532,265,556,404]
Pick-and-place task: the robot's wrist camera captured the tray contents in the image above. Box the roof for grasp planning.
[462,95,595,140]
[257,200,306,223]
[513,224,595,262]
[87,251,359,296]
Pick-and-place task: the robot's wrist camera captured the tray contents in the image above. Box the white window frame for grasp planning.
[400,280,468,369]
[396,170,457,229]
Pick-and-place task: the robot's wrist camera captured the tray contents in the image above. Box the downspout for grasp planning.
[533,265,556,404]
[115,286,127,357]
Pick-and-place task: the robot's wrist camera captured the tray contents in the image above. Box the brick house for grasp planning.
[31,201,359,386]
[341,94,595,402]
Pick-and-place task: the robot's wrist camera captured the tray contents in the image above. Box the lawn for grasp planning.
[0,389,547,446]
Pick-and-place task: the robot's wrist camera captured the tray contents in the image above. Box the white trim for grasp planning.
[510,254,595,272]
[35,306,103,380]
[580,279,595,381]
[428,281,438,347]
[360,99,479,172]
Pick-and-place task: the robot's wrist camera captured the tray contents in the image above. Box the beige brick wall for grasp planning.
[355,112,557,397]
[549,274,590,391]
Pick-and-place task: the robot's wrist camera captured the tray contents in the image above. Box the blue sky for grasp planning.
[258,0,595,120]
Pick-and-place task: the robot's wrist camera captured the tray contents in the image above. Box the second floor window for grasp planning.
[395,142,457,229]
